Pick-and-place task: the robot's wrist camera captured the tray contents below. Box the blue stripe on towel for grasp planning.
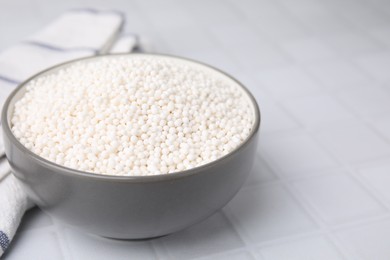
[0,231,10,252]
[0,75,20,85]
[22,41,98,54]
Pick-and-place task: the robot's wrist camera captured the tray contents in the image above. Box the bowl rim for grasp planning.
[1,53,261,183]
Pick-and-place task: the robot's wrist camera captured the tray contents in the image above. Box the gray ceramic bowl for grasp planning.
[1,54,260,239]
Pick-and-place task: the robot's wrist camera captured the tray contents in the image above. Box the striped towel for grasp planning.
[0,9,146,257]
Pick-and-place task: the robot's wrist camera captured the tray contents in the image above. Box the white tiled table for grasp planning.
[2,0,390,259]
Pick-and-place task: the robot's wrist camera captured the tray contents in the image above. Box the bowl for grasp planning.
[1,53,260,239]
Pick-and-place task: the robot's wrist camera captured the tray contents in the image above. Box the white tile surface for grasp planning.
[292,172,386,224]
[255,66,321,99]
[336,84,390,118]
[64,228,157,260]
[198,250,255,260]
[225,183,317,243]
[369,27,390,47]
[229,41,290,71]
[370,116,390,141]
[208,23,264,48]
[324,31,384,56]
[355,51,390,82]
[278,0,329,18]
[153,212,244,260]
[183,0,242,27]
[280,37,337,63]
[3,0,390,259]
[232,71,266,99]
[230,0,308,42]
[252,12,307,42]
[244,155,276,187]
[359,163,390,204]
[185,48,240,75]
[297,12,353,36]
[282,94,355,127]
[256,97,301,134]
[260,133,338,178]
[337,4,390,30]
[336,219,390,260]
[305,59,370,90]
[156,26,216,55]
[4,229,64,260]
[314,123,390,163]
[0,81,17,108]
[141,5,195,30]
[258,236,344,260]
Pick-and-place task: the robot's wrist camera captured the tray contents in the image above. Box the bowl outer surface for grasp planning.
[1,54,260,238]
[3,127,258,238]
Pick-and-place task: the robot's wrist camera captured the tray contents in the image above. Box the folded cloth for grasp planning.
[0,9,142,257]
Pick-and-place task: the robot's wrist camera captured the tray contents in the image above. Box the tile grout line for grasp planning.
[223,163,353,258]
[51,219,73,260]
[237,51,390,258]
[274,176,353,259]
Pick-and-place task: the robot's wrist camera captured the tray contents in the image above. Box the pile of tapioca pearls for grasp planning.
[11,56,254,176]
